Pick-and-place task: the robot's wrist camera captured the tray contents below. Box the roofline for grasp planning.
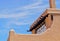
[29,8,60,31]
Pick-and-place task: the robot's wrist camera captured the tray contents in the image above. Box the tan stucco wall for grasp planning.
[8,14,60,41]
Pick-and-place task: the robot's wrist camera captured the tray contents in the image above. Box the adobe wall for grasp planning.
[8,14,60,41]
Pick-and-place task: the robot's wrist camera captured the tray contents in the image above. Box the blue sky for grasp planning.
[0,0,60,41]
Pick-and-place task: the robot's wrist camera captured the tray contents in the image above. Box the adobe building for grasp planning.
[8,0,60,41]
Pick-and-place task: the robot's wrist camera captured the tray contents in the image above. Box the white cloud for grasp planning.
[4,21,32,29]
[16,0,48,11]
[0,2,48,18]
[0,0,49,27]
[9,21,31,25]
[0,12,30,18]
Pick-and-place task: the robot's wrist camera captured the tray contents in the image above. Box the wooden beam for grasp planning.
[49,0,56,8]
[47,9,60,14]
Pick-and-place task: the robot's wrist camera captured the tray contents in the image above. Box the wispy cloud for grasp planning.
[16,0,48,11]
[0,12,29,18]
[8,21,32,26]
[0,0,49,28]
[0,2,48,18]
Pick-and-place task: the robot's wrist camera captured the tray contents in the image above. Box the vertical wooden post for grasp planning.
[49,0,56,8]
